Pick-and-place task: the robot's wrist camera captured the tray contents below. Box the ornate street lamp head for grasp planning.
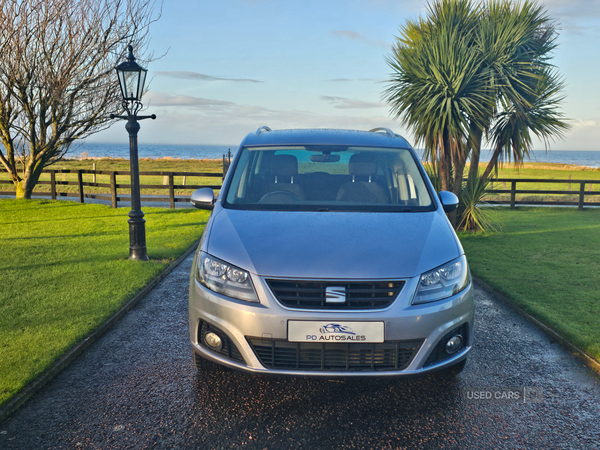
[115,45,147,115]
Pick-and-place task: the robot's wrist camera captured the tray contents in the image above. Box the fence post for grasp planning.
[110,172,117,208]
[168,173,175,209]
[77,170,84,203]
[510,181,516,209]
[92,163,96,183]
[222,149,232,179]
[50,171,56,200]
[579,182,585,211]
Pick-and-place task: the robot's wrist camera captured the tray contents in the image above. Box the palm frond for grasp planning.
[458,172,502,232]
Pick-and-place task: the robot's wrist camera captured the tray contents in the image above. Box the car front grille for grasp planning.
[247,338,423,371]
[265,279,405,310]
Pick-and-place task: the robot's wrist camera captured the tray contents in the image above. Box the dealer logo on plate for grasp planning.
[320,323,356,335]
[316,323,365,341]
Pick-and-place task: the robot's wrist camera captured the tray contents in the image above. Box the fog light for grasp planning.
[205,332,223,351]
[445,335,463,354]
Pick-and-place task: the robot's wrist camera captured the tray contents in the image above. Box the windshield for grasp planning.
[223,145,435,212]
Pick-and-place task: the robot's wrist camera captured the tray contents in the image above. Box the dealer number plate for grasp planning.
[288,321,384,343]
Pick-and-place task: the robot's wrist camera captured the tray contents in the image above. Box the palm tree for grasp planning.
[385,0,568,230]
[385,0,492,196]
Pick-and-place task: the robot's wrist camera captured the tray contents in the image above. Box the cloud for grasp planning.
[534,1,600,36]
[155,71,263,83]
[330,30,390,49]
[529,117,599,150]
[147,92,236,108]
[146,92,288,119]
[331,30,363,41]
[542,0,600,16]
[327,78,379,83]
[361,0,424,14]
[571,118,600,129]
[321,96,385,109]
[95,89,404,145]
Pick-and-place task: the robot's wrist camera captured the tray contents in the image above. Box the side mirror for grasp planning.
[190,188,215,210]
[438,191,459,213]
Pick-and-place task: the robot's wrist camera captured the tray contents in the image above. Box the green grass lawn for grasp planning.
[459,207,600,361]
[0,199,210,407]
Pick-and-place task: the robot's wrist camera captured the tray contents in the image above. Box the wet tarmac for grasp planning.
[1,253,599,449]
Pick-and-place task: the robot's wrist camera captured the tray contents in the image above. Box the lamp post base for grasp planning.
[128,211,149,261]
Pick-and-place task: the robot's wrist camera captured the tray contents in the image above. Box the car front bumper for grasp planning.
[189,265,474,377]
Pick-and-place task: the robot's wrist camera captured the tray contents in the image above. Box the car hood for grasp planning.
[206,208,461,279]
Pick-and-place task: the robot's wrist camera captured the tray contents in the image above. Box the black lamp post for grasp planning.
[111,45,156,261]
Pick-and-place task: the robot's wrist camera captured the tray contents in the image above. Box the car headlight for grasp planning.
[413,255,470,304]
[196,252,258,302]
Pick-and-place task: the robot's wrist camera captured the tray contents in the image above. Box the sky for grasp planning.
[88,0,600,150]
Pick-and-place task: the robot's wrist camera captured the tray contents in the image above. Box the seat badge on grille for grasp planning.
[326,286,346,303]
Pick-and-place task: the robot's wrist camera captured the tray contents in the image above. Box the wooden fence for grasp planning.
[0,169,224,208]
[2,172,600,209]
[487,178,600,210]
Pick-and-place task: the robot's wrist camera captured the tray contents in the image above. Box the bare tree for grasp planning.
[0,0,158,199]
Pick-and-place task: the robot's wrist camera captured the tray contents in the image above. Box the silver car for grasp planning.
[189,127,473,377]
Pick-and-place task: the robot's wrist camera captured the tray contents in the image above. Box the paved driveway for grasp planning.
[1,253,599,449]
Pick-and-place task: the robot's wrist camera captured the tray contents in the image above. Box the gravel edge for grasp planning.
[473,276,600,376]
[0,241,199,423]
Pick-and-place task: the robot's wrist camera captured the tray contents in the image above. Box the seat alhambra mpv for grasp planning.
[188,127,474,377]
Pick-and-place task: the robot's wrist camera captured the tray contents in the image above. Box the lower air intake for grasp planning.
[247,338,423,371]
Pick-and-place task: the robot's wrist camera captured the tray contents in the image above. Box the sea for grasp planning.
[75,142,600,168]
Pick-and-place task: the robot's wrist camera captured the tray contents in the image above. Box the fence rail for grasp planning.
[486,178,600,210]
[2,172,600,209]
[0,168,224,208]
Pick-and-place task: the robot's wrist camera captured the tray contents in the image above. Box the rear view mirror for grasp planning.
[190,188,215,210]
[310,154,340,163]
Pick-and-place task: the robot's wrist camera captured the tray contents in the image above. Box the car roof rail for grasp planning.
[369,127,397,138]
[255,125,272,136]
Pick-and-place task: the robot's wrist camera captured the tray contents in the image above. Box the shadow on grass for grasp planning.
[150,221,208,230]
[1,229,126,240]
[1,210,126,220]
